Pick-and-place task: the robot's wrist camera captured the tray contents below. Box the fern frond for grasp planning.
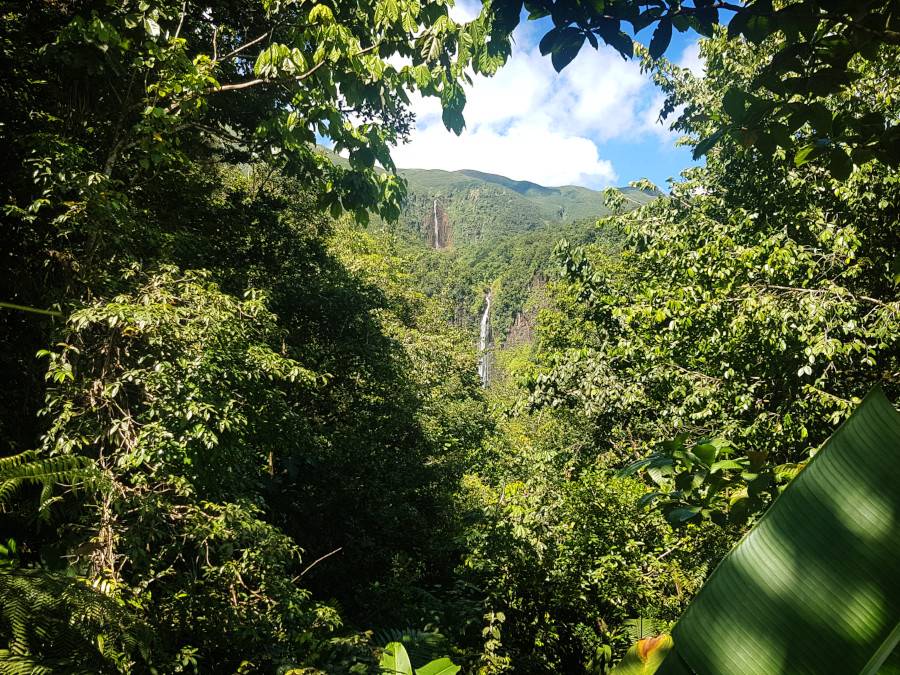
[0,650,53,675]
[623,617,663,641]
[0,450,99,510]
[0,569,152,672]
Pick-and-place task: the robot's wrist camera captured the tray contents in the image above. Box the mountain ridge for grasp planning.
[404,166,602,195]
[396,166,655,247]
[314,147,656,239]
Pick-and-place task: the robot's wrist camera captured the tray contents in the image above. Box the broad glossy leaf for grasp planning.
[524,0,549,20]
[723,89,748,121]
[828,147,854,181]
[658,388,900,675]
[692,131,723,160]
[693,443,717,466]
[648,18,672,60]
[709,459,743,473]
[726,10,749,39]
[665,505,700,525]
[550,28,586,72]
[612,635,674,674]
[794,142,827,167]
[773,4,819,41]
[416,658,461,675]
[743,8,773,44]
[381,642,413,675]
[491,0,523,33]
[538,26,561,56]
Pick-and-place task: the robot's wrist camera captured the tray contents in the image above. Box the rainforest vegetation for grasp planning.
[0,0,898,673]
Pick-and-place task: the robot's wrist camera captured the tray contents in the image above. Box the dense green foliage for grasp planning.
[0,1,492,670]
[2,0,899,673]
[1,163,492,670]
[526,28,899,527]
[657,388,900,675]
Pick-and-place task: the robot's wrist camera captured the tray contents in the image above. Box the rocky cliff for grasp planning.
[424,199,452,249]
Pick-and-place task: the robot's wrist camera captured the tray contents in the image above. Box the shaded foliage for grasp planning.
[527,31,899,525]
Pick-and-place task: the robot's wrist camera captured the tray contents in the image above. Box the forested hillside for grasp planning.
[384,170,654,368]
[1,1,899,674]
[397,168,655,245]
[396,215,604,381]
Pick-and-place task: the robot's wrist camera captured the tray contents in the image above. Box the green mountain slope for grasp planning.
[397,167,655,246]
[383,167,654,365]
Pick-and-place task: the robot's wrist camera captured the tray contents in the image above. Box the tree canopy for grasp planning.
[485,0,900,174]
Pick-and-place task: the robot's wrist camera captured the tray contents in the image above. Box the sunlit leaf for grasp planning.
[658,388,900,675]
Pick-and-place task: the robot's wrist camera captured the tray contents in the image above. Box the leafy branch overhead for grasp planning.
[11,0,517,225]
[495,0,900,176]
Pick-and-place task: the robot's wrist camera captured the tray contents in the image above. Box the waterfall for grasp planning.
[477,291,492,387]
[433,199,440,249]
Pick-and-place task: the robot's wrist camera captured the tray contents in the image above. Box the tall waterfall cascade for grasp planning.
[477,292,492,387]
[433,199,440,249]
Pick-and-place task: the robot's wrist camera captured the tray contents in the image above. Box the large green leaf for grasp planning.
[381,642,413,675]
[658,387,900,675]
[611,635,674,674]
[380,642,460,675]
[416,657,461,675]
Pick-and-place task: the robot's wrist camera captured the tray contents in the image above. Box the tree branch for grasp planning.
[208,43,379,95]
[174,0,187,40]
[216,30,271,64]
[296,547,343,579]
[212,77,267,92]
[0,301,62,317]
[756,284,896,310]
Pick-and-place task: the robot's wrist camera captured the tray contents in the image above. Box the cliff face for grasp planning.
[504,311,534,348]
[423,199,452,249]
[503,275,546,348]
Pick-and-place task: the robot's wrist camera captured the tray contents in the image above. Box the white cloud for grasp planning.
[678,41,705,77]
[389,27,698,187]
[392,120,617,188]
[557,50,647,141]
[461,49,554,129]
[448,0,482,23]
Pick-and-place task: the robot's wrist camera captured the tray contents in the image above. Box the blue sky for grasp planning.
[389,1,705,190]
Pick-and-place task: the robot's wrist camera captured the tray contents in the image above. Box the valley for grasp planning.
[386,167,655,383]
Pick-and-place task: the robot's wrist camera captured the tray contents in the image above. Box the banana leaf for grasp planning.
[380,642,460,675]
[657,387,900,675]
[381,642,413,675]
[612,635,674,674]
